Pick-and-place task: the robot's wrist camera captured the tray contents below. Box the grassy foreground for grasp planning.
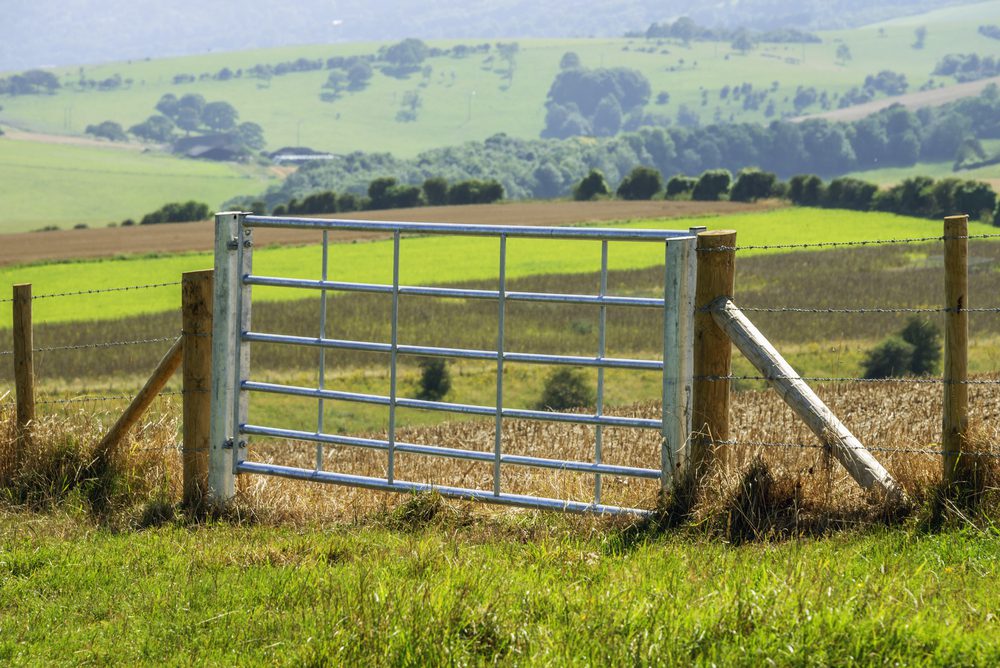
[3,208,995,328]
[1,507,999,665]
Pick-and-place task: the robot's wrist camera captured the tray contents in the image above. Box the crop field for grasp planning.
[0,134,281,232]
[2,207,994,329]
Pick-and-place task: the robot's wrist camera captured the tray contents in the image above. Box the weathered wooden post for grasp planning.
[943,214,969,487]
[12,284,35,458]
[690,230,736,480]
[182,270,213,508]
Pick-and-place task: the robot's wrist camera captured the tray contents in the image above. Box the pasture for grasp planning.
[0,135,280,232]
[2,2,1000,159]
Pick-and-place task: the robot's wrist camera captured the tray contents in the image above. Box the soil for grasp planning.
[0,199,778,266]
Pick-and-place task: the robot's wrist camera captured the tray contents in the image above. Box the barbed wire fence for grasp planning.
[1,229,999,462]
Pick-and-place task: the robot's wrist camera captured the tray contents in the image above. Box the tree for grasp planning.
[201,101,239,131]
[235,122,265,150]
[900,317,940,375]
[155,93,179,118]
[731,30,754,54]
[347,61,373,90]
[729,168,776,202]
[422,177,449,206]
[616,166,663,200]
[665,175,696,199]
[175,106,201,134]
[368,177,399,209]
[788,175,825,206]
[692,169,732,201]
[913,26,927,50]
[560,52,581,70]
[592,95,623,136]
[129,114,175,143]
[85,120,127,142]
[415,358,451,401]
[824,177,876,210]
[573,169,610,201]
[836,44,852,62]
[536,368,593,411]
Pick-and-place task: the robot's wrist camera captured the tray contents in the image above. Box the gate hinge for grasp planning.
[222,439,247,450]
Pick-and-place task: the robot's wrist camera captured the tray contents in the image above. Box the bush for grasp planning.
[616,166,663,200]
[415,358,451,401]
[900,317,941,375]
[692,169,732,201]
[85,120,127,142]
[536,368,594,411]
[823,177,877,211]
[729,168,776,202]
[665,175,696,199]
[422,177,449,206]
[787,174,825,206]
[447,179,504,205]
[862,336,915,379]
[573,169,610,201]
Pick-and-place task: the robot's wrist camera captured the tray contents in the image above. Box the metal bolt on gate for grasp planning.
[208,212,699,516]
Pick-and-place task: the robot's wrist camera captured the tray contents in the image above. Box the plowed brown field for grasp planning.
[0,200,778,266]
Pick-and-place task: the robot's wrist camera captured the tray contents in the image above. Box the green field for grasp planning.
[2,208,992,328]
[2,2,1000,159]
[2,509,999,665]
[0,135,281,232]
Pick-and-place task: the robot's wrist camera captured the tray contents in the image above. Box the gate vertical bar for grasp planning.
[494,234,507,496]
[388,230,400,484]
[208,212,242,504]
[662,235,696,486]
[316,230,329,471]
[230,214,253,477]
[594,241,608,504]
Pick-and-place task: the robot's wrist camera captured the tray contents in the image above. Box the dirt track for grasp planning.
[0,200,777,266]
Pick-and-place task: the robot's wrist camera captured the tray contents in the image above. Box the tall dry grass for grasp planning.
[2,377,997,535]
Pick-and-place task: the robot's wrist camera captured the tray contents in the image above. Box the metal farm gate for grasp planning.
[208,212,699,515]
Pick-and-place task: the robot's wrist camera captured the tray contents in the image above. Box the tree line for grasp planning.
[235,86,1000,211]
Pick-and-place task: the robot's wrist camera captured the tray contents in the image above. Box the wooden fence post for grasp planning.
[691,230,736,479]
[12,284,34,458]
[182,270,213,508]
[943,214,969,487]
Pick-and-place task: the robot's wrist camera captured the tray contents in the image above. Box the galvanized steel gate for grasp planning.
[208,212,698,516]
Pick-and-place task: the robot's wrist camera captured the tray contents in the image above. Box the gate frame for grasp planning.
[208,212,699,515]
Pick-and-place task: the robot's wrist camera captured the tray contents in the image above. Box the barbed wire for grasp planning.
[698,232,1000,253]
[26,335,178,354]
[0,281,181,304]
[700,375,1000,385]
[715,438,1000,458]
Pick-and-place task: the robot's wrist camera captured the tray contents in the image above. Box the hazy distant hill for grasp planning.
[0,0,979,70]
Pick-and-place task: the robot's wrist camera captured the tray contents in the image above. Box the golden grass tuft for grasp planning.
[2,375,998,537]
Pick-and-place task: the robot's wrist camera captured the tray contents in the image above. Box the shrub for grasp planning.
[139,201,210,225]
[823,177,877,211]
[691,169,732,201]
[862,336,914,379]
[422,177,449,206]
[787,174,824,206]
[447,179,504,205]
[573,169,610,201]
[729,168,776,202]
[536,368,594,411]
[85,120,127,142]
[665,175,696,199]
[616,166,663,200]
[415,358,451,401]
[900,317,941,375]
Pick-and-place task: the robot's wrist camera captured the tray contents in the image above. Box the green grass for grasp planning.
[0,136,281,232]
[3,1,1000,160]
[3,208,994,328]
[2,510,999,665]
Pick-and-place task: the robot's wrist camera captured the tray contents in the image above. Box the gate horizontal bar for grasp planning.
[241,424,662,479]
[244,275,665,308]
[243,332,664,371]
[244,380,663,429]
[236,460,653,516]
[245,215,694,242]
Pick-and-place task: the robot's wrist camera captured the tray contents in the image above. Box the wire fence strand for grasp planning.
[697,232,1000,253]
[715,439,1000,458]
[700,374,1000,385]
[0,281,181,304]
